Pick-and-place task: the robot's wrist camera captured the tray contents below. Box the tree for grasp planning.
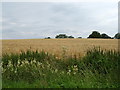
[55,34,68,38]
[68,36,74,38]
[78,37,82,38]
[114,33,120,39]
[45,37,51,39]
[101,33,111,39]
[88,31,101,38]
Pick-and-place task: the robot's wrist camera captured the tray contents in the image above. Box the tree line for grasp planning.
[45,31,120,39]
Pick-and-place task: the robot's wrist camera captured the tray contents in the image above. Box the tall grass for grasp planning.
[2,47,120,88]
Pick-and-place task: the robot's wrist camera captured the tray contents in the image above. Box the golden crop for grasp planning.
[1,38,118,57]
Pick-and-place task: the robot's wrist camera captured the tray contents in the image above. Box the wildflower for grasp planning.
[55,69,58,73]
[14,70,17,73]
[74,65,78,68]
[47,63,50,68]
[73,65,78,71]
[38,62,42,65]
[73,72,76,75]
[61,71,64,74]
[32,60,36,63]
[41,65,44,69]
[67,70,71,75]
[68,69,71,72]
[42,74,45,76]
[51,70,54,73]
[18,61,20,65]
[24,61,29,64]
[71,65,78,75]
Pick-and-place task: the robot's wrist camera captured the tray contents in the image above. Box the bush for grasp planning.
[101,33,111,39]
[2,48,119,88]
[55,34,74,38]
[88,31,112,39]
[114,33,120,39]
[88,31,101,38]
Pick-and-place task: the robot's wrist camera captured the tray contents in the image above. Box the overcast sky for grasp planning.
[1,2,118,39]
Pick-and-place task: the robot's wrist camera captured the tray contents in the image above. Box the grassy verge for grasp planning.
[2,47,120,88]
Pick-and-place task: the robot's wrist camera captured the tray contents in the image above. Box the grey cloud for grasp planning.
[2,2,118,39]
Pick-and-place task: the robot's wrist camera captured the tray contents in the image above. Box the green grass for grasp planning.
[2,47,120,88]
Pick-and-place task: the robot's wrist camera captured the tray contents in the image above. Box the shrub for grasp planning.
[2,47,119,88]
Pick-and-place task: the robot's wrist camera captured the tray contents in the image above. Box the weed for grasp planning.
[2,47,119,88]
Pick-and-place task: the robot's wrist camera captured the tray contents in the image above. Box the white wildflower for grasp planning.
[55,69,58,73]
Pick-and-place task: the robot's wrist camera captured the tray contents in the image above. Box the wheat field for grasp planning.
[1,38,118,57]
[2,38,120,88]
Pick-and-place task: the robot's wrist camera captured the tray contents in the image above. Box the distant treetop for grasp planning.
[45,37,51,39]
[88,31,101,38]
[114,33,120,39]
[44,31,119,39]
[88,31,111,39]
[55,34,74,38]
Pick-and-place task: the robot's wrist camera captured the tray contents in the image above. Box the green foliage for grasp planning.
[45,37,51,39]
[2,54,9,68]
[83,47,119,74]
[101,33,111,39]
[88,31,101,38]
[55,34,68,38]
[68,36,74,38]
[114,33,120,39]
[88,31,112,39]
[2,48,119,88]
[55,34,74,39]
